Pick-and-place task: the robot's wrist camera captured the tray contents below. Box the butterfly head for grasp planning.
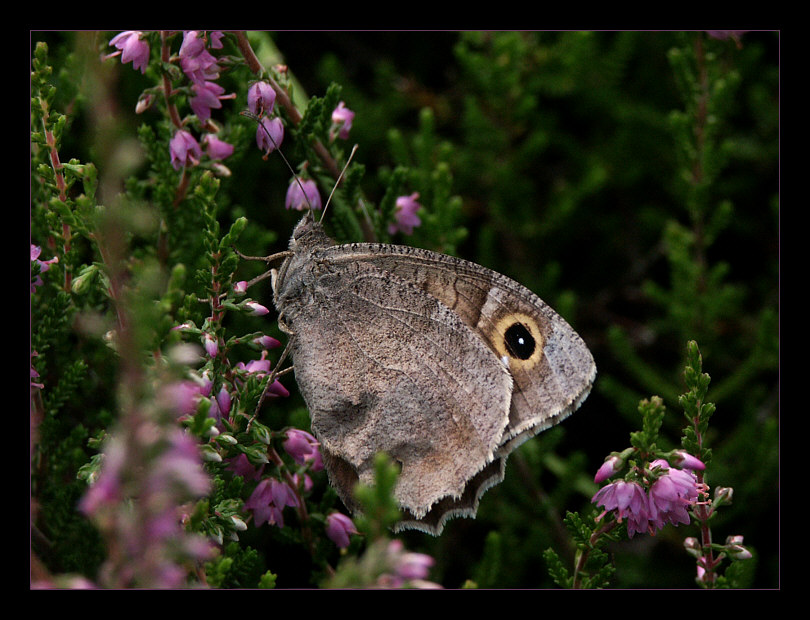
[289,210,333,254]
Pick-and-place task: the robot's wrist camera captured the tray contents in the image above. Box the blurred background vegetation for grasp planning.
[30,31,778,588]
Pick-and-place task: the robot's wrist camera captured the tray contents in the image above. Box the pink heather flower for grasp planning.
[683,536,702,558]
[696,562,708,585]
[209,31,225,49]
[388,192,422,235]
[245,301,270,316]
[395,549,435,581]
[725,535,753,560]
[285,179,322,211]
[205,396,223,423]
[238,350,271,375]
[198,371,214,397]
[594,455,622,483]
[253,334,282,349]
[203,333,218,358]
[216,386,231,416]
[247,81,277,117]
[292,472,313,493]
[714,486,733,504]
[178,30,205,55]
[190,80,228,121]
[79,436,127,516]
[150,429,211,498]
[233,280,248,294]
[331,101,355,140]
[135,92,155,114]
[226,453,265,481]
[169,130,202,170]
[283,429,324,471]
[670,450,705,471]
[235,351,290,399]
[31,245,59,292]
[646,460,701,534]
[159,380,206,417]
[178,31,220,84]
[108,31,150,74]
[244,478,299,528]
[170,321,196,332]
[266,380,290,399]
[592,480,649,538]
[256,116,284,154]
[203,134,234,160]
[325,512,358,549]
[378,540,441,588]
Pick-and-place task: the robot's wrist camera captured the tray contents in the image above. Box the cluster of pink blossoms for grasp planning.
[247,80,284,157]
[592,452,707,537]
[78,408,214,587]
[239,429,321,529]
[171,31,235,170]
[105,32,422,237]
[106,31,235,173]
[239,426,362,550]
[376,540,441,588]
[243,477,299,529]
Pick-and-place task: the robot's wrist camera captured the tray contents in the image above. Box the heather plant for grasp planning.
[30,31,778,588]
[544,341,755,588]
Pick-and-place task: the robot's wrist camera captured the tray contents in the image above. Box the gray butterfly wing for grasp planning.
[280,255,514,528]
[318,243,597,457]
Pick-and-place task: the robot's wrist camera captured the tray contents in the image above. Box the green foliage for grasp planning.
[543,511,618,589]
[719,549,757,589]
[351,453,403,539]
[679,341,716,464]
[205,542,267,589]
[470,531,503,589]
[629,396,667,455]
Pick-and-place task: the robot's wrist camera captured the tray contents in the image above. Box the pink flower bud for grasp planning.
[203,333,218,358]
[388,192,422,235]
[285,179,322,211]
[331,101,355,140]
[216,386,231,416]
[253,335,282,349]
[245,301,269,316]
[170,130,202,171]
[256,116,284,154]
[283,429,324,471]
[594,455,622,483]
[108,31,150,74]
[671,450,705,471]
[203,133,234,161]
[325,512,358,548]
[248,81,277,117]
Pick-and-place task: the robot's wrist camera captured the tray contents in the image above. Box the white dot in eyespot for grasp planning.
[504,322,536,360]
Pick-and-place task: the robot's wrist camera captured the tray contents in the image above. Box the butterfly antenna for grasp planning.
[320,143,358,224]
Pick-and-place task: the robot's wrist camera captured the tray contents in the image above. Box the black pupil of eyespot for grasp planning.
[504,322,535,360]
